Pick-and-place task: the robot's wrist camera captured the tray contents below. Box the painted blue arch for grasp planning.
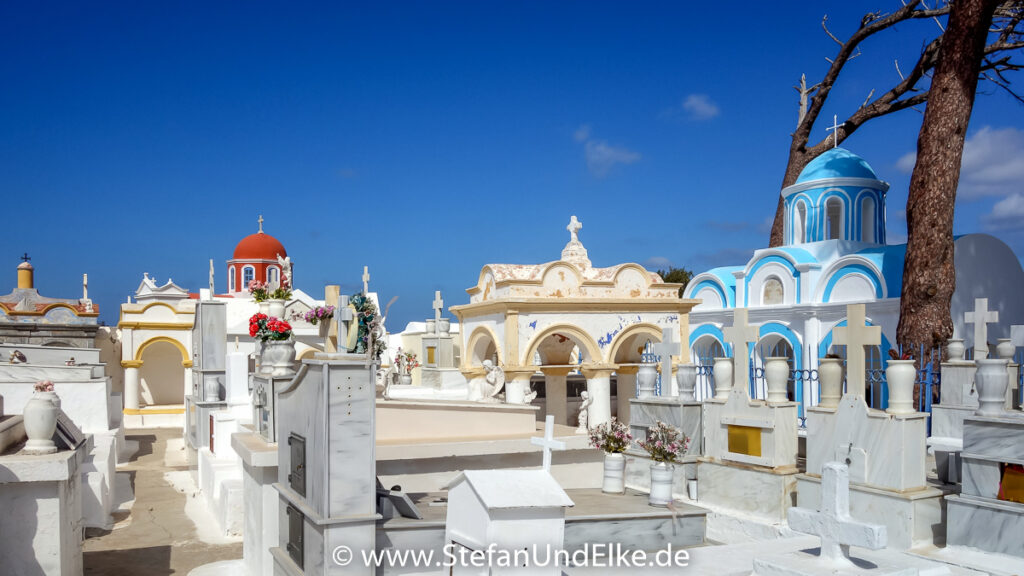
[688,279,730,308]
[689,324,727,354]
[822,264,884,301]
[814,189,853,242]
[757,322,804,369]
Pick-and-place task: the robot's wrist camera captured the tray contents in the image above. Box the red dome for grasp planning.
[233,232,287,260]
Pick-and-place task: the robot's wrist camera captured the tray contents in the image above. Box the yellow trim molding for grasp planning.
[123,407,186,416]
[120,360,143,368]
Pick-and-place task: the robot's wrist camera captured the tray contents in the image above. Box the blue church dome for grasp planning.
[796,148,879,183]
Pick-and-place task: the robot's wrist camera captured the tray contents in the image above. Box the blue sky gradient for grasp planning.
[2,2,1021,329]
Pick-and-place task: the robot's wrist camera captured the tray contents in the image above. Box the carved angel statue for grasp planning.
[469,359,505,402]
[379,363,400,399]
[575,391,593,434]
[276,254,293,287]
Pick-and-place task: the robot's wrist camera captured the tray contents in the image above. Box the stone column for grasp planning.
[122,361,142,410]
[503,368,536,405]
[540,366,572,425]
[615,365,638,425]
[581,364,617,429]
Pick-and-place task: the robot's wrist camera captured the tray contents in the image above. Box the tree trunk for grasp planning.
[768,150,811,247]
[897,0,999,350]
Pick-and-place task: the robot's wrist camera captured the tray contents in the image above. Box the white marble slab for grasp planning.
[947,494,1024,557]
[696,460,797,522]
[703,387,798,471]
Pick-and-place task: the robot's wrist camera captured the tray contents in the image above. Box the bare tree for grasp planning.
[897,0,1002,349]
[767,1,1024,248]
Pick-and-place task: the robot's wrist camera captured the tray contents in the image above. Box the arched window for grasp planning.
[762,277,784,306]
[794,201,807,244]
[826,197,843,240]
[268,266,279,286]
[861,196,876,242]
[229,267,236,292]
[242,266,255,289]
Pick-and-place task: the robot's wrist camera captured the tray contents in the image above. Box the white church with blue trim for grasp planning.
[683,147,1024,406]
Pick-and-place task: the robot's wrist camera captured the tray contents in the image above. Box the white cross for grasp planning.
[723,309,759,395]
[653,327,681,392]
[258,214,264,233]
[432,290,444,325]
[788,461,886,566]
[965,298,998,359]
[362,266,371,295]
[530,415,566,472]
[567,215,582,243]
[336,294,354,349]
[832,304,881,395]
[826,114,844,149]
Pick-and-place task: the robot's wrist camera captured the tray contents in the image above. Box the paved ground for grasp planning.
[83,428,242,576]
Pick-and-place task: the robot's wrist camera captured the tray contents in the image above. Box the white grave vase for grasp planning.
[23,393,59,454]
[267,299,286,318]
[764,357,790,403]
[712,357,733,399]
[637,364,658,398]
[676,364,697,402]
[257,300,270,316]
[261,339,296,377]
[996,338,1016,361]
[424,319,436,334]
[648,462,674,507]
[946,338,966,362]
[885,360,917,415]
[602,452,626,494]
[438,318,451,336]
[400,373,413,386]
[37,390,61,409]
[975,359,1009,416]
[318,320,330,340]
[817,358,845,408]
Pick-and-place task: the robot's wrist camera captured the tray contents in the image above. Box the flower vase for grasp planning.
[712,357,733,399]
[400,373,413,387]
[257,301,270,316]
[764,357,790,404]
[676,364,697,402]
[637,364,658,398]
[261,339,296,377]
[318,320,330,340]
[648,462,675,507]
[424,319,436,334]
[996,339,1016,361]
[267,299,286,318]
[885,360,917,415]
[602,452,626,494]
[438,318,451,336]
[37,390,61,409]
[24,393,59,454]
[817,358,845,408]
[946,339,966,362]
[975,359,1009,417]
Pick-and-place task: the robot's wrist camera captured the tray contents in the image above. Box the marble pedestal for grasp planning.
[0,446,86,576]
[795,475,949,550]
[628,396,702,458]
[186,395,228,451]
[233,428,280,576]
[946,412,1024,557]
[419,367,465,391]
[375,399,538,443]
[697,460,798,522]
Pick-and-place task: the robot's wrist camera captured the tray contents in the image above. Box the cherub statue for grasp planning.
[575,391,593,434]
[276,254,293,287]
[471,359,505,402]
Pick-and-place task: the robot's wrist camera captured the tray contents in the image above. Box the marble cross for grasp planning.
[723,308,759,395]
[826,114,844,149]
[324,285,340,353]
[832,304,881,395]
[653,327,681,392]
[567,215,582,243]
[257,214,264,233]
[530,415,566,472]
[965,298,998,359]
[362,266,371,295]
[788,461,886,565]
[82,273,89,300]
[336,294,354,351]
[432,290,444,326]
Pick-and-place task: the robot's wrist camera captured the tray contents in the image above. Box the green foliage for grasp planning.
[656,267,694,297]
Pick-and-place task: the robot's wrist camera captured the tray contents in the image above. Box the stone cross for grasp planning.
[336,295,355,352]
[530,415,566,472]
[788,461,886,565]
[324,285,340,353]
[257,214,264,233]
[208,259,214,295]
[653,327,681,393]
[362,266,371,295]
[432,291,444,325]
[723,308,759,396]
[82,273,88,300]
[965,298,998,359]
[567,215,582,243]
[826,114,843,149]
[832,304,881,395]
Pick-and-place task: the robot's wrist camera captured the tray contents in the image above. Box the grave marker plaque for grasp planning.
[286,504,304,569]
[288,433,306,497]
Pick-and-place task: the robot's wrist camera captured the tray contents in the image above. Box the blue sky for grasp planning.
[1,2,1021,329]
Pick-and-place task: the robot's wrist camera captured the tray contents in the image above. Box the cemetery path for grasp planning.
[83,428,243,576]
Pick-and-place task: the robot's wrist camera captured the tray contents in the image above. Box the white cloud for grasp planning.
[895,126,1024,199]
[982,192,1024,232]
[573,124,591,142]
[681,94,720,120]
[644,256,673,270]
